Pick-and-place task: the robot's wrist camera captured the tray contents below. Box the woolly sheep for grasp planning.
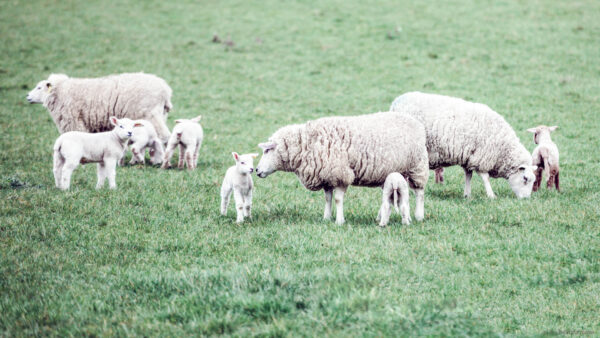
[256,112,429,225]
[220,152,258,223]
[121,120,164,166]
[161,115,203,170]
[527,125,560,192]
[390,91,537,199]
[377,172,411,227]
[26,72,173,143]
[53,117,140,190]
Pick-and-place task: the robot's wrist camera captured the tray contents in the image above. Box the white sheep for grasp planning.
[377,172,411,227]
[220,152,258,223]
[26,72,172,143]
[53,117,140,190]
[256,112,429,225]
[527,125,560,192]
[161,116,203,170]
[122,120,164,166]
[390,91,537,199]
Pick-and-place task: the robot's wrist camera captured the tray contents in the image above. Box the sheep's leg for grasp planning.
[233,189,245,223]
[413,188,425,221]
[220,183,232,216]
[434,168,444,184]
[149,107,171,145]
[479,172,496,198]
[105,158,117,189]
[463,168,473,198]
[193,141,200,169]
[334,187,346,225]
[96,163,107,189]
[60,160,79,190]
[378,195,391,227]
[555,171,560,192]
[323,188,333,220]
[400,190,411,225]
[178,144,185,169]
[533,167,543,192]
[244,189,252,218]
[119,148,127,166]
[185,147,195,170]
[160,140,177,169]
[53,150,64,188]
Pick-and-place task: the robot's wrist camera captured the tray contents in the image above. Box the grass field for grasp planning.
[1,0,599,335]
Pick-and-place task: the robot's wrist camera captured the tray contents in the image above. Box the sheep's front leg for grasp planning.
[178,144,185,169]
[479,172,495,198]
[323,188,333,220]
[220,182,232,216]
[160,140,177,169]
[334,186,346,225]
[105,158,118,189]
[463,168,473,198]
[60,160,79,191]
[150,107,171,145]
[233,189,245,223]
[244,189,252,218]
[53,151,64,188]
[414,188,425,221]
[96,163,107,189]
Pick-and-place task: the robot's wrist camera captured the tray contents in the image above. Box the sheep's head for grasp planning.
[26,74,68,104]
[526,125,557,144]
[110,117,141,141]
[508,165,537,198]
[256,141,279,178]
[232,152,258,175]
[149,143,164,165]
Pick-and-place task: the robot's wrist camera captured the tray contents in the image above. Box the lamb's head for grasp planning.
[26,74,68,104]
[527,125,557,144]
[174,115,202,125]
[256,141,280,178]
[110,117,141,141]
[233,152,258,175]
[508,165,537,198]
[149,143,164,165]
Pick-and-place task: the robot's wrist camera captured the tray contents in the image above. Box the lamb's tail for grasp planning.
[539,147,551,178]
[393,188,400,213]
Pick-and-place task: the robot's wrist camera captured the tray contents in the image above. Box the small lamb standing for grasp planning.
[377,172,411,227]
[123,120,164,166]
[161,116,203,170]
[53,117,140,190]
[527,125,560,192]
[27,73,173,143]
[220,152,258,223]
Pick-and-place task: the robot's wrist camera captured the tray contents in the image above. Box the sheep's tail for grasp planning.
[539,147,551,178]
[393,188,400,213]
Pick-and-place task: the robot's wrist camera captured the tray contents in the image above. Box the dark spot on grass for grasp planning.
[428,52,438,59]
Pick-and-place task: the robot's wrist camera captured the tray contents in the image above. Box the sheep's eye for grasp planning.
[264,149,270,154]
[241,162,245,165]
[120,125,124,129]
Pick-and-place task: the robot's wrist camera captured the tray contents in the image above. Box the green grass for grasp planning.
[1,0,599,335]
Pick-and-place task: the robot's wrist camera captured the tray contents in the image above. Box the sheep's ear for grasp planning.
[175,119,183,124]
[109,116,118,126]
[548,126,558,132]
[250,153,259,158]
[258,142,276,151]
[191,115,202,123]
[526,128,537,133]
[134,122,144,127]
[232,152,239,161]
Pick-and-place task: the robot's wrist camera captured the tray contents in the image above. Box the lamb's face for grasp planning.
[110,117,139,141]
[508,165,537,198]
[233,152,258,175]
[26,80,51,104]
[256,141,278,178]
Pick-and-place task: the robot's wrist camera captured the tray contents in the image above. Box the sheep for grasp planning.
[527,125,560,192]
[390,91,537,199]
[256,112,429,225]
[220,152,258,223]
[377,172,411,227]
[161,116,203,170]
[26,72,173,143]
[121,120,164,166]
[53,117,140,190]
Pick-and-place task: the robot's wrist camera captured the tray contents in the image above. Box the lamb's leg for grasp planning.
[160,139,177,169]
[233,189,244,223]
[105,158,117,189]
[414,188,425,221]
[463,168,473,198]
[178,144,185,169]
[244,189,252,218]
[479,172,496,198]
[323,188,333,220]
[119,148,127,166]
[378,194,391,227]
[193,141,200,169]
[185,147,195,170]
[533,167,543,192]
[60,160,79,191]
[96,163,106,189]
[334,186,346,225]
[400,189,411,225]
[434,168,444,184]
[53,150,64,188]
[220,182,232,216]
[555,171,560,192]
[149,107,171,145]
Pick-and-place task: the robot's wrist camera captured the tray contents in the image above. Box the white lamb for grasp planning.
[256,112,429,225]
[390,91,537,199]
[527,125,560,192]
[27,72,172,143]
[122,120,164,165]
[220,152,258,223]
[377,172,411,227]
[53,117,140,190]
[161,116,204,170]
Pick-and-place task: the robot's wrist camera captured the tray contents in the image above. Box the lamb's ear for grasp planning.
[175,119,183,124]
[548,126,558,132]
[258,142,276,151]
[526,128,537,133]
[191,115,202,123]
[134,122,144,127]
[109,116,118,126]
[232,152,239,161]
[250,153,259,158]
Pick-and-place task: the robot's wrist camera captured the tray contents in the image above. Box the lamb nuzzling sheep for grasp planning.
[390,91,537,199]
[27,72,173,143]
[122,120,164,166]
[161,116,203,170]
[53,117,140,190]
[527,125,560,192]
[220,152,258,223]
[377,172,411,227]
[256,112,429,225]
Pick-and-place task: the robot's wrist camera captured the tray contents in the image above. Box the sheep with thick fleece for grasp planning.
[256,112,429,225]
[27,72,172,143]
[122,120,164,165]
[390,91,537,199]
[221,152,258,223]
[377,172,411,227]
[527,125,560,192]
[161,116,203,170]
[53,117,140,190]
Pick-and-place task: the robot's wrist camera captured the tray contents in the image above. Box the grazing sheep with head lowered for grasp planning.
[527,125,560,192]
[27,72,172,143]
[377,172,411,227]
[390,91,536,199]
[161,116,203,170]
[256,112,429,225]
[122,120,164,166]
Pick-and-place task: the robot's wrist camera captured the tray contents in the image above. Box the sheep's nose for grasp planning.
[250,168,254,173]
[127,132,132,136]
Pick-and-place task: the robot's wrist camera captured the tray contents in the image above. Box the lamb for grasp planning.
[527,125,560,192]
[256,112,429,225]
[161,116,203,170]
[53,117,140,190]
[377,172,411,227]
[122,120,164,166]
[26,72,173,143]
[220,152,258,223]
[390,91,537,199]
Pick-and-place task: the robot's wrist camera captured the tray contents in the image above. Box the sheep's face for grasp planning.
[233,152,258,175]
[256,141,279,178]
[110,117,140,141]
[149,144,164,165]
[508,165,537,198]
[26,80,52,104]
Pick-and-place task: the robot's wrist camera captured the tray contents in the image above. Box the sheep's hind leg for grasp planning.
[323,188,333,220]
[96,163,107,189]
[53,150,64,188]
[60,160,79,190]
[334,187,347,225]
[479,172,496,198]
[463,168,473,198]
[160,139,177,169]
[413,188,425,221]
[105,158,117,189]
[178,144,185,169]
[220,183,232,216]
[233,189,245,223]
[149,107,171,145]
[244,189,252,218]
[378,194,391,227]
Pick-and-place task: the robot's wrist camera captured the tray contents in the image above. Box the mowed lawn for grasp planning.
[1,0,599,335]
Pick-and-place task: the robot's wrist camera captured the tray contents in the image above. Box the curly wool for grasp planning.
[390,92,532,178]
